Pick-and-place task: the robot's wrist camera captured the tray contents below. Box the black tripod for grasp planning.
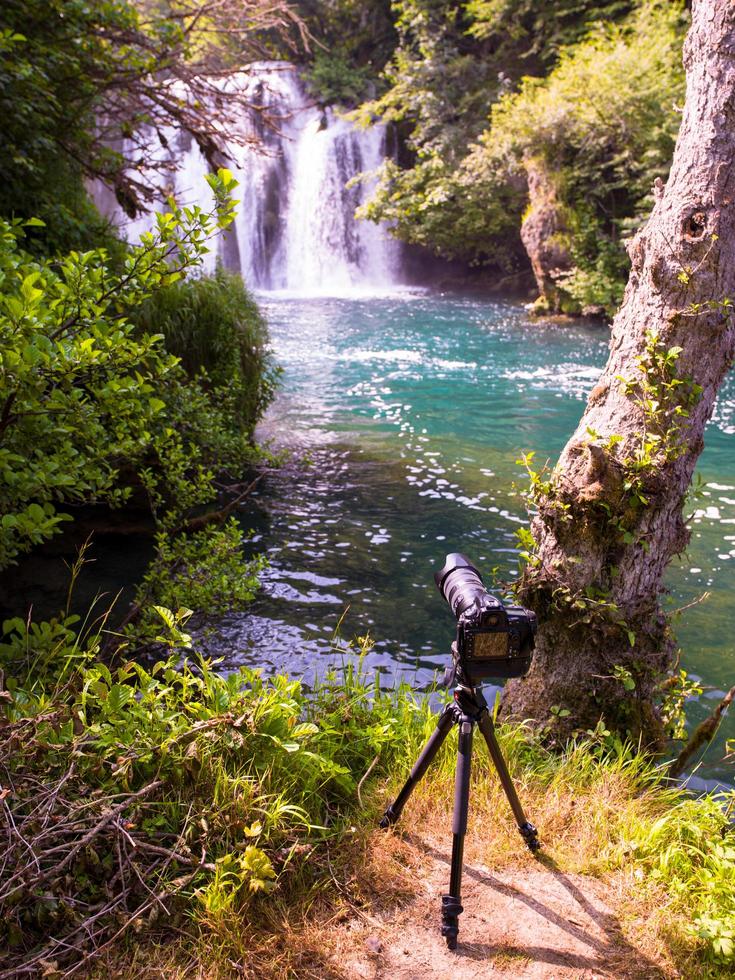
[379,680,540,949]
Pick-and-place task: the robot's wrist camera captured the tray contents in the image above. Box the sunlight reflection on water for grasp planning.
[207,294,735,787]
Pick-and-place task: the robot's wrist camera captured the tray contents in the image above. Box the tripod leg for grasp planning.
[442,718,473,950]
[379,702,455,828]
[477,712,539,853]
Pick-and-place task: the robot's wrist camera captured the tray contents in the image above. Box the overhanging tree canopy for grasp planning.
[0,0,305,250]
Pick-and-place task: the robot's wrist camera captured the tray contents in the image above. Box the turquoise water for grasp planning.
[214,293,734,786]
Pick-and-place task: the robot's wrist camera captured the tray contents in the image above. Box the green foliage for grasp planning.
[618,797,735,964]
[295,0,397,102]
[0,613,435,970]
[1,603,733,970]
[353,0,509,263]
[356,155,524,265]
[660,669,704,743]
[305,51,375,105]
[558,205,630,312]
[466,0,633,56]
[135,520,265,624]
[475,0,686,308]
[0,171,253,570]
[482,1,684,172]
[132,267,279,431]
[617,330,704,514]
[358,0,686,295]
[0,1,173,251]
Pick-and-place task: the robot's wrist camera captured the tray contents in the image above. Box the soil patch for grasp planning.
[333,836,667,979]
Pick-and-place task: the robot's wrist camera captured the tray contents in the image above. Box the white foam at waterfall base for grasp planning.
[91,62,404,296]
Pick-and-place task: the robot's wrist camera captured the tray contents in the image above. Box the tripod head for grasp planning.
[442,643,490,699]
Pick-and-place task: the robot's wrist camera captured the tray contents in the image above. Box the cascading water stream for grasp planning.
[93,62,402,293]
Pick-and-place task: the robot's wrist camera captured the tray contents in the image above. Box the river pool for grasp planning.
[200,292,735,788]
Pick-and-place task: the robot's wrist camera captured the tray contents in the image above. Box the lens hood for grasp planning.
[433,552,483,592]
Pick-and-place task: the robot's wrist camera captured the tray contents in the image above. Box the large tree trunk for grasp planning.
[501,0,735,745]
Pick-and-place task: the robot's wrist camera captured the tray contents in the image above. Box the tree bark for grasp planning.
[501,0,735,745]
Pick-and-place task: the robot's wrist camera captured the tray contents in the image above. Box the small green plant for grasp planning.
[619,330,703,474]
[550,704,571,719]
[660,668,704,742]
[612,663,636,691]
[134,519,265,625]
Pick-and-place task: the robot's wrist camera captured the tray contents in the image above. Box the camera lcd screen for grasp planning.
[472,631,509,659]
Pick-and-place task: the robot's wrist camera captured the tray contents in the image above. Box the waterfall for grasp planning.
[94,63,402,293]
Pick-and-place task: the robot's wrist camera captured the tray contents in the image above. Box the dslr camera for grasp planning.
[434,553,537,685]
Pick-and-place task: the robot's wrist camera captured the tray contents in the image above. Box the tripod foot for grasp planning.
[441,894,463,950]
[379,804,399,829]
[519,821,540,853]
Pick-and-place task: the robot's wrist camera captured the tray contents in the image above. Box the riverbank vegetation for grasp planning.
[1,627,733,976]
[0,0,285,617]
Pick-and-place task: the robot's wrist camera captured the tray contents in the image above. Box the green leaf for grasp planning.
[106,684,134,712]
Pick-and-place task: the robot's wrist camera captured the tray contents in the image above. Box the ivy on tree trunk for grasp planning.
[501,0,735,746]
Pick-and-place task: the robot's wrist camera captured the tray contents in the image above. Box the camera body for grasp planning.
[435,553,536,684]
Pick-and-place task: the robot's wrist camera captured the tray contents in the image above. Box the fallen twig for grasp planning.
[357,754,380,807]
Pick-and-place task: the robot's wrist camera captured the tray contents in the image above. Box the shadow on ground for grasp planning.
[335,835,666,979]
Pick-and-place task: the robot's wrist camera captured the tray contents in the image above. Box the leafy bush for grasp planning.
[474,1,685,308]
[483,1,685,182]
[0,169,278,574]
[0,192,213,567]
[133,269,279,434]
[305,51,374,106]
[356,154,525,266]
[358,0,686,302]
[134,520,265,624]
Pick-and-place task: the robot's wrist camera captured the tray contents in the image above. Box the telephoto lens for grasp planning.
[434,553,487,618]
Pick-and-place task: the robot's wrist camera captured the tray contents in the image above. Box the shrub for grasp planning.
[132,268,279,435]
[465,0,687,311]
[0,176,236,569]
[304,51,374,106]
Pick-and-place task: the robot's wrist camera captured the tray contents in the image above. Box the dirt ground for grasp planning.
[331,836,668,980]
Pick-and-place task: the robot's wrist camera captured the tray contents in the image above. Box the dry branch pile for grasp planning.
[0,715,210,977]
